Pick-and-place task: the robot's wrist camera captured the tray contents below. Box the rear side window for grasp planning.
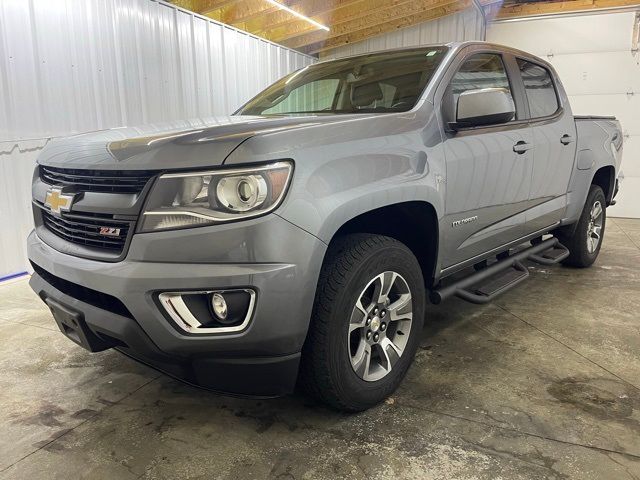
[448,53,516,120]
[517,59,559,118]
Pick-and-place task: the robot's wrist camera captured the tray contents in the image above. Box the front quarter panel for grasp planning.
[224,108,446,245]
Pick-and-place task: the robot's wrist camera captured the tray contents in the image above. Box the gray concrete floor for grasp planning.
[1,218,639,480]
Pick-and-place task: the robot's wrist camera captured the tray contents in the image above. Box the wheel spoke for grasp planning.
[592,225,601,240]
[352,343,371,378]
[349,298,368,333]
[380,337,403,369]
[388,293,412,322]
[591,202,603,220]
[375,272,397,304]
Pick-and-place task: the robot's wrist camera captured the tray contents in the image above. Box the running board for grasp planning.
[430,238,569,305]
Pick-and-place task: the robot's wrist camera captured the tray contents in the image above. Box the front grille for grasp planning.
[40,166,156,194]
[41,209,131,253]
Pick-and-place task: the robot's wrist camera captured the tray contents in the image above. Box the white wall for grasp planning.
[322,8,485,59]
[0,0,314,278]
[488,12,640,218]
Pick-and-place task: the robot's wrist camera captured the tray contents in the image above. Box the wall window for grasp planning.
[517,59,559,118]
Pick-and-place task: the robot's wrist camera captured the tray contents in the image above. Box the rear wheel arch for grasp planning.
[591,165,615,204]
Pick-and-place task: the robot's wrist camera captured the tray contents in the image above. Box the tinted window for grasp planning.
[517,59,559,118]
[238,47,448,115]
[447,53,515,121]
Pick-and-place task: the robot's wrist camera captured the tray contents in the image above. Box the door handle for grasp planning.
[560,134,575,145]
[513,141,532,154]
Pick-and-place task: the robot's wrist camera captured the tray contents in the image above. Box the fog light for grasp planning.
[211,293,228,320]
[158,289,255,334]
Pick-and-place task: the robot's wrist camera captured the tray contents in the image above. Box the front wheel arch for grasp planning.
[322,201,440,289]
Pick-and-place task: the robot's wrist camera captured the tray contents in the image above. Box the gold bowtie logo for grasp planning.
[44,188,75,215]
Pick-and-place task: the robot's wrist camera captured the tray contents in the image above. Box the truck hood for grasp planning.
[37,115,358,171]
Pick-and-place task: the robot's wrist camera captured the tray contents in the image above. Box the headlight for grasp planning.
[139,161,293,232]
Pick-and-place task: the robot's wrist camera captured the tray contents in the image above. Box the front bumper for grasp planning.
[27,214,327,397]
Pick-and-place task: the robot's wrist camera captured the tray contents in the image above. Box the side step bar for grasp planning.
[430,238,569,305]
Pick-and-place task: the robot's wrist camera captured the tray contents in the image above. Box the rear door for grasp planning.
[515,58,578,232]
[437,47,534,269]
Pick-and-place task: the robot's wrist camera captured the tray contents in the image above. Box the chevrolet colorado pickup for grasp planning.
[28,42,623,411]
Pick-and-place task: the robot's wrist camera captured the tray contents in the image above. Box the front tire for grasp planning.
[299,234,425,412]
[558,185,606,268]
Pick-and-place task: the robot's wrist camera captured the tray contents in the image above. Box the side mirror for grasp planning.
[451,88,515,130]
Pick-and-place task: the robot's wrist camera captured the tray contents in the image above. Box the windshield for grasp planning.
[237,46,449,116]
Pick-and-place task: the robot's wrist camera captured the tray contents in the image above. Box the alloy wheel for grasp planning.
[586,200,604,254]
[348,271,413,382]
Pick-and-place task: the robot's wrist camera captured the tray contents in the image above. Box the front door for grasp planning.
[439,51,534,269]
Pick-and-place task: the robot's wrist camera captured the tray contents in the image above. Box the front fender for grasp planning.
[223,108,446,243]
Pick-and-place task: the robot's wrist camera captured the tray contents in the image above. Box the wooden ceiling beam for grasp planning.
[488,0,640,19]
[196,0,277,23]
[253,0,422,42]
[281,0,470,51]
[301,0,473,54]
[204,0,362,26]
[171,0,239,14]
[236,0,366,35]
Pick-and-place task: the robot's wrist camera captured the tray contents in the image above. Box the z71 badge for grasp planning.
[99,227,121,237]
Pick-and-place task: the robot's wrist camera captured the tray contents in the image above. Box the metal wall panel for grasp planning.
[0,0,314,141]
[322,8,485,59]
[0,0,314,277]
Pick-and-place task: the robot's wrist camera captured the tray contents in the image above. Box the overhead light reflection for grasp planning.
[264,0,330,32]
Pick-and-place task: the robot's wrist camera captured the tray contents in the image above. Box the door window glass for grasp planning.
[448,53,516,122]
[517,59,559,118]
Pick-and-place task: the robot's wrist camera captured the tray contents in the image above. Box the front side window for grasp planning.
[445,53,516,123]
[517,59,559,118]
[238,47,449,115]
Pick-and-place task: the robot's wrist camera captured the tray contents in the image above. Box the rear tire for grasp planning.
[299,234,425,412]
[558,185,606,268]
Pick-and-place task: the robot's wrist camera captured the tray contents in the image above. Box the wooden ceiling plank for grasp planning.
[281,0,467,49]
[240,0,367,34]
[199,0,242,14]
[222,0,362,25]
[254,0,422,39]
[492,0,640,19]
[300,0,472,54]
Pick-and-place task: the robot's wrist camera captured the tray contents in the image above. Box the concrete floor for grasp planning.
[1,218,639,480]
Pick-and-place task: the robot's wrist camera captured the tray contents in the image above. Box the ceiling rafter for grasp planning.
[256,0,429,43]
[287,0,472,54]
[237,0,370,35]
[487,0,640,19]
[171,0,640,55]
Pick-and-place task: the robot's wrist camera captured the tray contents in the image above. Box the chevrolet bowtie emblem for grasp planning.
[44,188,75,215]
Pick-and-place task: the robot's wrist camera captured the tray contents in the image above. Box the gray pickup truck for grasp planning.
[28,42,623,411]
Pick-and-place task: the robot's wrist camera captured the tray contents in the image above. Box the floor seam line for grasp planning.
[0,318,56,332]
[617,225,640,251]
[611,218,640,250]
[0,376,160,474]
[495,303,640,392]
[400,402,640,460]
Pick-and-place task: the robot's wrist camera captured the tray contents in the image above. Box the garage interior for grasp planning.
[1,0,640,478]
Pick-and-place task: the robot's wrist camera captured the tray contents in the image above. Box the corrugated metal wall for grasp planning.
[322,8,485,59]
[0,0,314,278]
